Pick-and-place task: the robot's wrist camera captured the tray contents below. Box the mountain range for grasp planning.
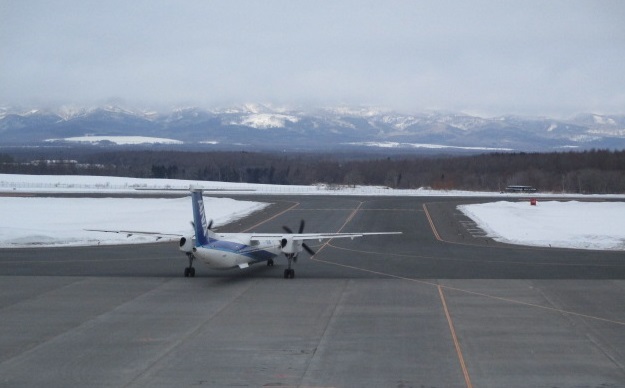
[1,103,625,152]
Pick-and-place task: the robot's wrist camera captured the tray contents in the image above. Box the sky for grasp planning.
[1,1,624,117]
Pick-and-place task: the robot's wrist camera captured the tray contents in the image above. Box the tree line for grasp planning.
[1,148,625,194]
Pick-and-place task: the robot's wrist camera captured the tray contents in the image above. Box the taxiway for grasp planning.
[1,195,624,387]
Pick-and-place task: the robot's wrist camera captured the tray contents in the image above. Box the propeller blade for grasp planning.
[283,219,314,255]
[208,219,213,230]
[302,243,315,256]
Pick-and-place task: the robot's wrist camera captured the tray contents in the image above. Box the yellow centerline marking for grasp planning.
[311,255,625,327]
[312,201,625,330]
[310,199,625,386]
[340,202,363,229]
[441,284,625,326]
[423,203,442,241]
[248,199,625,328]
[314,200,474,386]
[439,285,473,388]
[423,201,624,253]
[312,202,364,257]
[242,202,300,232]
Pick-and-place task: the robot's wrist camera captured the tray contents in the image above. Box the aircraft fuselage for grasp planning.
[193,234,282,269]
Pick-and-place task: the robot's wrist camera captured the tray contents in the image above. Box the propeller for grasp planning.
[283,220,316,256]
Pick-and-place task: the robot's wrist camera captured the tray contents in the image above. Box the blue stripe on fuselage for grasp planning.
[202,240,277,263]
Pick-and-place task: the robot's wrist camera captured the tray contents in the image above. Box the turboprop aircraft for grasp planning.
[92,188,402,279]
[181,189,401,278]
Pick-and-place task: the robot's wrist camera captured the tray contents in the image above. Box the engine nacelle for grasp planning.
[179,235,195,253]
[280,237,300,255]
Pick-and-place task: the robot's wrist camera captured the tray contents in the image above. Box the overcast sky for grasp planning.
[1,1,624,117]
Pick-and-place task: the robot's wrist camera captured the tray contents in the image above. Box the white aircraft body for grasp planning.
[183,189,402,278]
[93,189,401,279]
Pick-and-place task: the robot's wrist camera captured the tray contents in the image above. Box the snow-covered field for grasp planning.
[1,174,624,250]
[0,196,267,248]
[3,173,625,198]
[1,173,507,196]
[458,201,625,251]
[45,136,183,145]
[347,141,513,152]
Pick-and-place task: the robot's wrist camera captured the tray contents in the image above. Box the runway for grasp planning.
[1,195,624,387]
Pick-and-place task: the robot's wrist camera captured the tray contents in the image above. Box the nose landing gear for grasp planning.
[184,252,196,277]
[283,253,296,279]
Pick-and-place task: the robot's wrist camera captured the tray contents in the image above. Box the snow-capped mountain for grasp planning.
[1,104,624,151]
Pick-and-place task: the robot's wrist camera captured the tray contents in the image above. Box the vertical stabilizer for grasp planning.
[190,189,210,246]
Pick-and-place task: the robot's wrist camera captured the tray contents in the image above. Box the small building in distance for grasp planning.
[505,185,537,193]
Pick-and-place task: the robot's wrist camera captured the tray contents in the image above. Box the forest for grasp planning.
[1,148,625,194]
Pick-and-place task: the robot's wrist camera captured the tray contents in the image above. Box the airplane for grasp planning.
[92,188,402,279]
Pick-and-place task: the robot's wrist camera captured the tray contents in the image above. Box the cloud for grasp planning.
[1,0,624,116]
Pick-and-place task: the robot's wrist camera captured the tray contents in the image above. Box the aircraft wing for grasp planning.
[250,232,401,242]
[85,229,182,239]
[88,229,401,242]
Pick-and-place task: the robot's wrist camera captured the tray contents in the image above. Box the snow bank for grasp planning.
[0,196,267,248]
[1,174,625,251]
[4,173,625,198]
[459,201,625,250]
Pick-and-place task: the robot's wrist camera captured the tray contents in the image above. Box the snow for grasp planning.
[589,128,625,137]
[3,173,625,198]
[380,115,419,130]
[592,114,616,126]
[569,134,601,143]
[0,173,540,197]
[347,141,513,152]
[45,136,183,145]
[0,196,267,248]
[1,173,625,250]
[458,201,625,251]
[57,105,89,120]
[231,113,300,129]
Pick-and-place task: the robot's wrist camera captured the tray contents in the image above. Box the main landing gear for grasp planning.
[283,254,296,279]
[267,257,293,278]
[184,252,196,278]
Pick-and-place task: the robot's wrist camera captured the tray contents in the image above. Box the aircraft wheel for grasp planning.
[283,269,295,279]
[190,267,196,277]
[289,269,295,279]
[184,267,190,277]
[284,269,289,279]
[267,259,274,267]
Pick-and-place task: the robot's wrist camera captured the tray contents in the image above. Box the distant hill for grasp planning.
[1,104,624,151]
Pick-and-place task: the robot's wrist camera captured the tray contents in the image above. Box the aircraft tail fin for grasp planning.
[190,188,211,246]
